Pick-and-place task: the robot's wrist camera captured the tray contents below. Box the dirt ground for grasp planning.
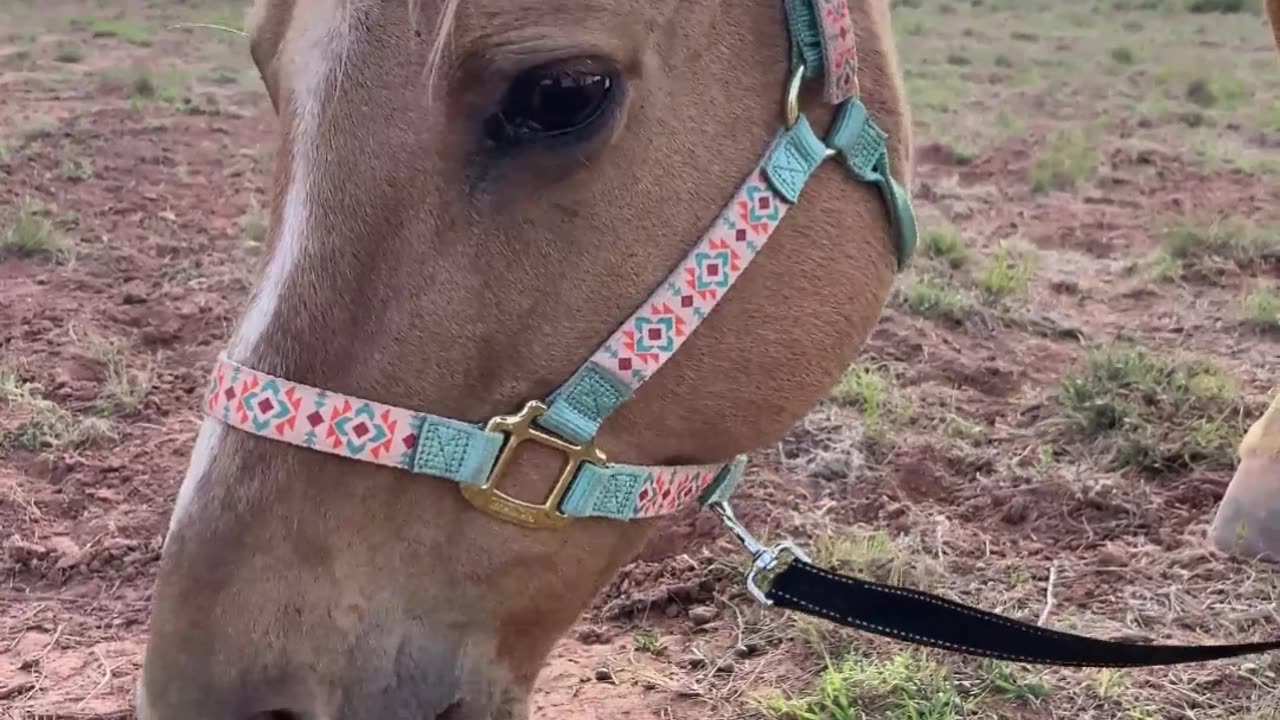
[2,1,1280,719]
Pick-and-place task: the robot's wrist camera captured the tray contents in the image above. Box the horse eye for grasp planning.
[485,60,616,145]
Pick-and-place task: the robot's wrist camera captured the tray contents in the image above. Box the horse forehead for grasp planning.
[264,0,688,45]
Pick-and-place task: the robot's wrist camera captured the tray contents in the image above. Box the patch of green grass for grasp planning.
[810,529,938,589]
[0,366,24,403]
[129,66,185,104]
[0,366,114,452]
[981,663,1053,703]
[977,248,1035,303]
[1059,345,1249,470]
[1186,129,1280,173]
[1094,668,1129,702]
[898,279,973,325]
[1006,563,1034,588]
[942,414,985,444]
[1186,78,1217,108]
[756,652,967,720]
[122,65,217,115]
[1244,288,1280,331]
[52,43,84,63]
[1033,444,1056,477]
[1030,129,1099,193]
[82,18,152,46]
[1110,46,1136,65]
[922,226,971,270]
[1187,0,1249,12]
[1185,74,1251,111]
[240,201,269,245]
[83,334,152,415]
[829,364,909,440]
[1124,705,1163,720]
[1160,218,1279,270]
[632,631,666,656]
[2,202,73,262]
[60,158,94,181]
[1146,254,1182,282]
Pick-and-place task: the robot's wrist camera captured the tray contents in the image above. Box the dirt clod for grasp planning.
[687,606,718,627]
[682,655,707,670]
[574,626,612,645]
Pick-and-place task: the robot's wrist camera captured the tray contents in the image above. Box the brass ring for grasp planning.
[784,63,805,129]
[783,63,841,160]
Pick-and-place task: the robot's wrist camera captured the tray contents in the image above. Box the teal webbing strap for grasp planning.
[784,0,824,77]
[559,463,654,519]
[883,176,919,270]
[763,115,831,203]
[541,361,634,446]
[559,456,748,520]
[698,455,748,506]
[410,415,506,486]
[827,100,919,269]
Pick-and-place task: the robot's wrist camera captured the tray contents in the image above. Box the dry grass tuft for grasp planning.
[0,364,114,452]
[1156,217,1280,278]
[829,363,911,443]
[1030,129,1099,193]
[779,404,867,481]
[1243,287,1280,331]
[81,333,153,415]
[1057,344,1252,471]
[2,201,74,262]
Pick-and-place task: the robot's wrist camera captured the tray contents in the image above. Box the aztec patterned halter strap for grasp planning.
[205,0,918,530]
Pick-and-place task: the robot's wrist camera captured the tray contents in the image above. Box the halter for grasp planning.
[206,0,917,530]
[199,1,1280,670]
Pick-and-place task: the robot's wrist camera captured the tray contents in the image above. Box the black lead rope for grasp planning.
[765,558,1280,668]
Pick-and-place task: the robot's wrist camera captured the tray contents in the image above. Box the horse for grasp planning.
[134,1,914,718]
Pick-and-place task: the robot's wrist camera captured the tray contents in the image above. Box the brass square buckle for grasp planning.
[460,400,607,529]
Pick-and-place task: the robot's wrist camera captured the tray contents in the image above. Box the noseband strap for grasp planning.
[206,355,743,524]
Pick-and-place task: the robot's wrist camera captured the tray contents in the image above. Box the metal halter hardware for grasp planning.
[709,502,809,605]
[460,401,607,530]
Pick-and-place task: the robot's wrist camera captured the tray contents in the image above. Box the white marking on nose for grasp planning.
[228,23,338,361]
[167,11,350,541]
